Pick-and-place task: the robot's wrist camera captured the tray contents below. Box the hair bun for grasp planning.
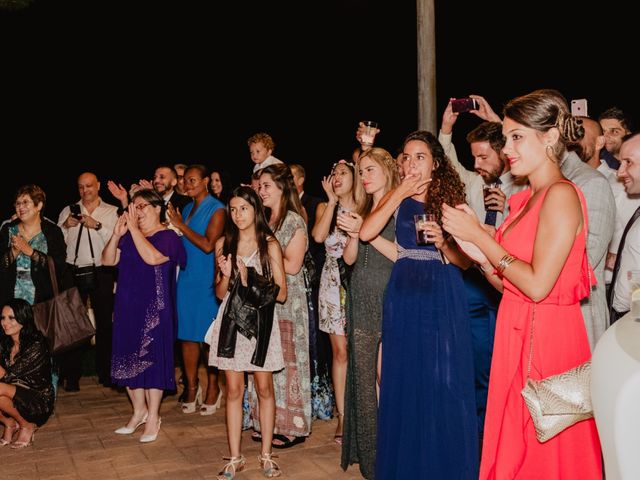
[558,113,584,143]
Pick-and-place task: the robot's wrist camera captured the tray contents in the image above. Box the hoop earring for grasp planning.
[545,145,555,162]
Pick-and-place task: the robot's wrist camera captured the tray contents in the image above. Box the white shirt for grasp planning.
[438,131,526,227]
[252,155,283,173]
[598,161,640,282]
[612,218,640,312]
[58,199,119,267]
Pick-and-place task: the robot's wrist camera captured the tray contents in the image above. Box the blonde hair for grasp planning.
[354,148,400,218]
[247,132,275,151]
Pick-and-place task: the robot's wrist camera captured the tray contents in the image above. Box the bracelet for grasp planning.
[496,253,516,274]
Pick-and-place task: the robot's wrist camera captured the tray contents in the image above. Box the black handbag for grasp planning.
[33,256,95,355]
[72,224,98,293]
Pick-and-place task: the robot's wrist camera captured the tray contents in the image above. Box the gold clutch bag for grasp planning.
[521,360,593,443]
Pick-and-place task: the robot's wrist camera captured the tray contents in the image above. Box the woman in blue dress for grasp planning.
[103,189,186,443]
[167,164,226,415]
[360,131,478,478]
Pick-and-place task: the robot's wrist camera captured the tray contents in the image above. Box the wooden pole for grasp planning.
[417,0,436,132]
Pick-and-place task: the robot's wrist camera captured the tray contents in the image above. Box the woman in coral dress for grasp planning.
[443,89,602,479]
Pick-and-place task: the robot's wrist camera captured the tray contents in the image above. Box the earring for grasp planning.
[545,144,555,162]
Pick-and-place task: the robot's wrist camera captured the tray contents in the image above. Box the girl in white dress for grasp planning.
[207,186,287,479]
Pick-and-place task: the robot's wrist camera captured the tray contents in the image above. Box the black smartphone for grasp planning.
[69,203,82,219]
[451,97,479,113]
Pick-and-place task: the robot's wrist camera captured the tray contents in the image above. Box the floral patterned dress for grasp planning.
[318,220,349,336]
[249,211,312,437]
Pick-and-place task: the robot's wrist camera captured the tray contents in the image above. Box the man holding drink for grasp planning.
[436,96,526,447]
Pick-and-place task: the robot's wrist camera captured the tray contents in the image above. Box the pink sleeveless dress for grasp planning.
[480,182,602,479]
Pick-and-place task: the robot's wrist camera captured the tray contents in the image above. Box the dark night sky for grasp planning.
[1,0,637,220]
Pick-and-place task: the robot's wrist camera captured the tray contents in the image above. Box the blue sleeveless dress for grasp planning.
[376,197,478,478]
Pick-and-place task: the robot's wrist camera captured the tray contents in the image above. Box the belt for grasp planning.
[397,246,442,262]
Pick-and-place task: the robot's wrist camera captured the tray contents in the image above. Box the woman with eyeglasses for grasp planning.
[102,189,186,443]
[166,165,226,416]
[0,185,68,308]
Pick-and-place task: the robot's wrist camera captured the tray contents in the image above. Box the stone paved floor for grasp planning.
[0,373,365,480]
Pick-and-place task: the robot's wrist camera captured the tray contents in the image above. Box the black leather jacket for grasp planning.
[216,267,280,368]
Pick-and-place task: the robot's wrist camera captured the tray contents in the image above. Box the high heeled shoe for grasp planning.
[181,384,202,414]
[139,418,161,443]
[114,413,148,435]
[11,426,36,449]
[216,455,246,480]
[200,389,223,416]
[258,452,282,478]
[0,422,19,446]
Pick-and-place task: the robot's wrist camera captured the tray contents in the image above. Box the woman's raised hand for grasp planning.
[441,203,490,265]
[321,175,338,204]
[218,253,232,278]
[424,219,447,250]
[114,212,129,237]
[397,174,431,199]
[126,204,140,232]
[237,257,248,286]
[165,203,183,228]
[337,211,363,238]
[10,234,31,257]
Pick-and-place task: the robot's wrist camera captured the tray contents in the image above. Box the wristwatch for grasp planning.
[94,222,102,231]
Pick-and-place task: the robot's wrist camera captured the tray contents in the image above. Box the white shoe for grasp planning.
[139,418,161,443]
[181,385,202,414]
[114,413,148,435]
[200,389,223,416]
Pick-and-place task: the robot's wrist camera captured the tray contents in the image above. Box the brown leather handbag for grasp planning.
[33,256,95,354]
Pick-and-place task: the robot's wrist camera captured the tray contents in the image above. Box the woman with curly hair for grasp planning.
[360,131,478,478]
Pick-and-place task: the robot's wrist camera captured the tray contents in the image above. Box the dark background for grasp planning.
[1,0,637,221]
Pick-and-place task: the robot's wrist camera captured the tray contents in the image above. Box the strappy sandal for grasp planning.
[11,425,37,449]
[258,452,282,478]
[217,455,246,480]
[251,430,262,442]
[0,422,19,446]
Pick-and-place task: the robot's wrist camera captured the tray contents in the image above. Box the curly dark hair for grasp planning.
[0,298,45,353]
[402,131,466,223]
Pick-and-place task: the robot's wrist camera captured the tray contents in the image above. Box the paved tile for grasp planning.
[0,371,365,479]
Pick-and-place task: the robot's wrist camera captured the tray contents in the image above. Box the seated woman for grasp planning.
[0,298,54,449]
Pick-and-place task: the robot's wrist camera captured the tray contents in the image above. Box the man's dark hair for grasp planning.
[465,121,505,154]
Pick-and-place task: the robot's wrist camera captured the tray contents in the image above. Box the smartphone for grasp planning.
[69,203,82,219]
[570,98,588,117]
[451,97,479,113]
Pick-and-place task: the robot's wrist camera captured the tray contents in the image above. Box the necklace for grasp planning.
[19,223,41,241]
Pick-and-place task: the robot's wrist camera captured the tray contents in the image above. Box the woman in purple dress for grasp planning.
[102,189,186,444]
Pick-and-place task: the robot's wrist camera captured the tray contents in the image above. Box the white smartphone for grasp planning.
[571,98,588,117]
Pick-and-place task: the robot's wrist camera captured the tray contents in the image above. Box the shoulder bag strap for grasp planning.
[46,255,60,296]
[73,224,96,266]
[525,183,592,379]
